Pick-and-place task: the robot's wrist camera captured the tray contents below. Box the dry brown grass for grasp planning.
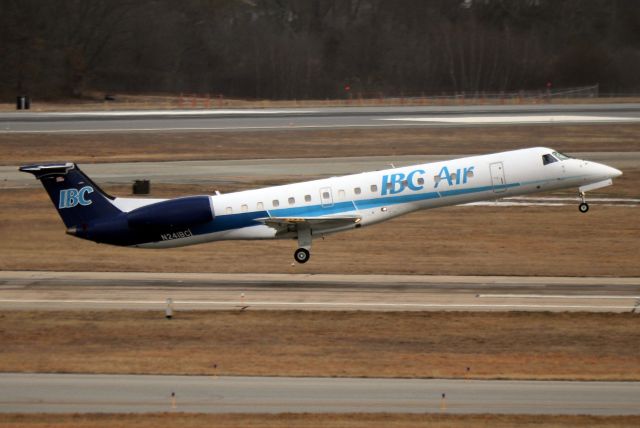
[3,93,640,111]
[0,185,637,276]
[1,413,639,428]
[1,311,639,380]
[2,124,640,166]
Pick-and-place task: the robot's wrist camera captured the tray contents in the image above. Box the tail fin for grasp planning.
[20,163,122,229]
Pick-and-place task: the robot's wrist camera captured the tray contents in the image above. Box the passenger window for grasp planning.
[386,183,392,190]
[370,184,378,192]
[241,204,248,212]
[257,202,264,210]
[417,178,425,185]
[272,199,280,208]
[401,179,407,187]
[450,173,457,182]
[466,170,474,179]
[354,187,361,195]
[542,154,557,165]
[288,197,295,205]
[304,195,311,202]
[434,175,441,183]
[226,207,232,214]
[338,190,345,199]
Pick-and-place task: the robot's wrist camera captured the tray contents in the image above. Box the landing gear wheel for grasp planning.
[294,248,310,264]
[579,202,589,213]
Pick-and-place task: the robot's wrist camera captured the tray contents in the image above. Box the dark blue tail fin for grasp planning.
[20,163,122,229]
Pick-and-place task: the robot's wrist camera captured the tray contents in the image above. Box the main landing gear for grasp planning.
[294,223,312,264]
[294,248,310,263]
[578,192,589,213]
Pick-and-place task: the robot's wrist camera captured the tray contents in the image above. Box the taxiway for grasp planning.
[1,271,638,313]
[1,373,639,415]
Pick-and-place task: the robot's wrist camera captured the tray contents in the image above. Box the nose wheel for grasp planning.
[578,192,589,213]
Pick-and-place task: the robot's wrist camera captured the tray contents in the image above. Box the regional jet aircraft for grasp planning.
[21,147,622,263]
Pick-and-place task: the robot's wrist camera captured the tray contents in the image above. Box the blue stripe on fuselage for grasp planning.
[135,182,522,245]
[270,201,357,217]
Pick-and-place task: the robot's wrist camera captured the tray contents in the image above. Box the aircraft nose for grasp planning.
[582,161,622,180]
[607,166,623,178]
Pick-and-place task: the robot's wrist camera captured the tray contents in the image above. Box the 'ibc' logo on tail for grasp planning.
[59,186,94,209]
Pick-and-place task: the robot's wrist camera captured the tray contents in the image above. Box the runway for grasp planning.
[1,271,638,312]
[1,373,639,415]
[1,104,639,133]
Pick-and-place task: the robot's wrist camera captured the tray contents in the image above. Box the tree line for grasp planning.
[1,0,639,100]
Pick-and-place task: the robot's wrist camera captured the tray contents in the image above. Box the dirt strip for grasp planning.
[2,124,640,165]
[1,186,637,276]
[1,311,639,380]
[1,413,639,428]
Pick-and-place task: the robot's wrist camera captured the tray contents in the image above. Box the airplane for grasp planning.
[20,147,622,264]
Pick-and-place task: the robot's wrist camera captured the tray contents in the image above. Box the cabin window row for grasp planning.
[224,182,399,214]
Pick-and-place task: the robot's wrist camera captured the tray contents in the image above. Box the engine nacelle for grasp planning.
[66,196,215,246]
[127,196,214,229]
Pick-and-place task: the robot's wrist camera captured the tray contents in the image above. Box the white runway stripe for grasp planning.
[0,298,632,310]
[478,294,640,299]
[384,115,640,124]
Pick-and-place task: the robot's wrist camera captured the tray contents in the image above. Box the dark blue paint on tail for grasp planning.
[19,163,122,229]
[20,163,224,247]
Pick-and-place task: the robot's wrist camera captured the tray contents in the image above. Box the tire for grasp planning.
[579,202,589,213]
[294,248,310,264]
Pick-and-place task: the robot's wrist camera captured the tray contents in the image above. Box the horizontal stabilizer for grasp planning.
[19,162,75,178]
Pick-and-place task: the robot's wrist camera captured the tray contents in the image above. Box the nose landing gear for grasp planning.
[578,192,589,213]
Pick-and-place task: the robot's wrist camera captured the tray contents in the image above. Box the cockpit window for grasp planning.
[553,151,571,160]
[542,154,558,165]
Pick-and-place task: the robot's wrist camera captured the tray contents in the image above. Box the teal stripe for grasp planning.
[270,201,356,217]
[268,183,521,218]
[439,183,519,197]
[355,191,440,209]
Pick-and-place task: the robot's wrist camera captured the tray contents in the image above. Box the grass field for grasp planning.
[2,124,640,166]
[0,185,637,276]
[3,93,640,112]
[1,311,639,380]
[2,413,639,428]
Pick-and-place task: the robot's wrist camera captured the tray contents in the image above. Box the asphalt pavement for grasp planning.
[1,271,638,312]
[1,104,639,133]
[1,373,639,415]
[3,152,637,189]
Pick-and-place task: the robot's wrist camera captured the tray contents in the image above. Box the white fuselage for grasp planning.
[109,147,621,248]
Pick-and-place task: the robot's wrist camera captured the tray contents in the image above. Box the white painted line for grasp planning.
[505,197,640,203]
[4,109,319,117]
[0,299,632,310]
[0,123,459,133]
[478,294,640,299]
[466,201,637,208]
[383,115,640,124]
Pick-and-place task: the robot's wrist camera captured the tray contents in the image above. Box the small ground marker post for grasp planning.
[165,298,173,319]
[212,363,218,380]
[239,292,249,311]
[465,366,470,382]
[171,391,176,409]
[440,393,447,412]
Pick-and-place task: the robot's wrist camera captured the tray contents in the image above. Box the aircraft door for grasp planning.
[319,187,334,207]
[490,162,507,193]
